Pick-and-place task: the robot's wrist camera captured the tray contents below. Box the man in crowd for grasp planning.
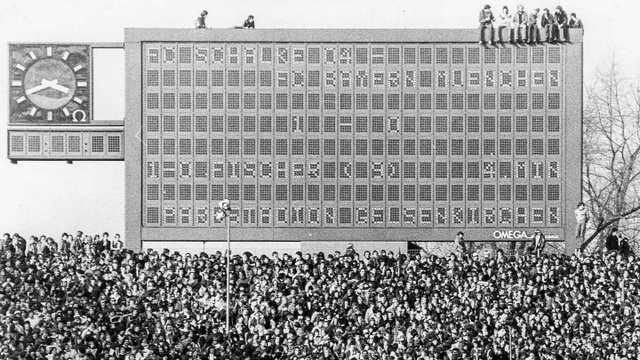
[60,233,71,254]
[111,234,123,251]
[46,237,58,253]
[14,234,26,256]
[27,236,39,255]
[574,202,589,244]
[95,232,111,254]
[606,227,620,252]
[530,229,546,257]
[72,232,84,255]
[454,231,467,259]
[0,233,10,253]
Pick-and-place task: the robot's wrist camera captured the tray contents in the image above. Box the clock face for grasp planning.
[9,44,91,123]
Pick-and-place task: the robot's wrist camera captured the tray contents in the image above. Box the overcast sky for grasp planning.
[1,0,639,239]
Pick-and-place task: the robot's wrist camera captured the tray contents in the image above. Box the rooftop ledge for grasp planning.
[125,28,583,43]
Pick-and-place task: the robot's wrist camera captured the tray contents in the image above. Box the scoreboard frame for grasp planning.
[124,28,582,252]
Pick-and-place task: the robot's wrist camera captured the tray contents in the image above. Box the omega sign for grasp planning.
[492,230,560,240]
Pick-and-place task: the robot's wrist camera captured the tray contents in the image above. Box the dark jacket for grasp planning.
[619,238,630,256]
[529,12,540,26]
[16,237,26,252]
[568,19,583,28]
[605,234,619,251]
[479,9,495,27]
[541,12,555,27]
[195,16,206,29]
[243,19,255,29]
[554,9,568,25]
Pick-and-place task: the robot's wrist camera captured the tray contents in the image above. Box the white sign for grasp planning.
[492,230,560,240]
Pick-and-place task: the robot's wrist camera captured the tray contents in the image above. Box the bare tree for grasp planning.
[581,60,640,251]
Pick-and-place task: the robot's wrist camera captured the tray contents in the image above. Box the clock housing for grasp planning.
[9,44,91,124]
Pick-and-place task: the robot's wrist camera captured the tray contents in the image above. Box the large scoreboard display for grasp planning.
[125,29,582,247]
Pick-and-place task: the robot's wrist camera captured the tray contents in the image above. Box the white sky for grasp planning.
[1,0,639,239]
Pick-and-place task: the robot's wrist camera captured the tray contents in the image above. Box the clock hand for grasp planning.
[25,80,52,95]
[49,83,70,94]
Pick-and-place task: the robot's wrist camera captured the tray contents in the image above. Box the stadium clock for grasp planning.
[9,44,90,123]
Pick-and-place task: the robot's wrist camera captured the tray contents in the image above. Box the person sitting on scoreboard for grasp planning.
[512,4,529,43]
[496,6,512,43]
[478,5,496,45]
[553,6,568,41]
[195,10,208,29]
[528,8,541,44]
[568,13,583,29]
[243,15,255,29]
[540,8,556,42]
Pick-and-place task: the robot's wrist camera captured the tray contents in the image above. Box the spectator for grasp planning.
[14,234,25,257]
[574,202,589,244]
[72,232,84,255]
[454,231,467,258]
[620,237,632,257]
[1,230,639,359]
[496,6,513,43]
[512,4,528,43]
[47,237,58,253]
[606,228,620,252]
[99,232,111,254]
[111,234,123,251]
[553,5,568,41]
[530,229,546,256]
[195,10,208,29]
[528,7,541,43]
[1,234,14,255]
[0,233,9,253]
[27,236,38,255]
[541,8,555,42]
[478,4,495,45]
[243,15,255,29]
[568,12,583,29]
[60,232,71,254]
[37,235,48,255]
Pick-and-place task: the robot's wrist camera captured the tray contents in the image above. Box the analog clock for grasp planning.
[9,44,90,123]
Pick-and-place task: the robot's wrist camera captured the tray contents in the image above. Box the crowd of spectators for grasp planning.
[479,4,583,45]
[1,231,639,359]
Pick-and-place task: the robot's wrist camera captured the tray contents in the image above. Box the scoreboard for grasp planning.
[124,29,582,248]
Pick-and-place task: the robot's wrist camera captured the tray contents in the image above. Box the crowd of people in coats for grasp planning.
[0,230,638,360]
[479,4,583,45]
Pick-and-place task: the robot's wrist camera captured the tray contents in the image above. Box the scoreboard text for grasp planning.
[140,40,567,232]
